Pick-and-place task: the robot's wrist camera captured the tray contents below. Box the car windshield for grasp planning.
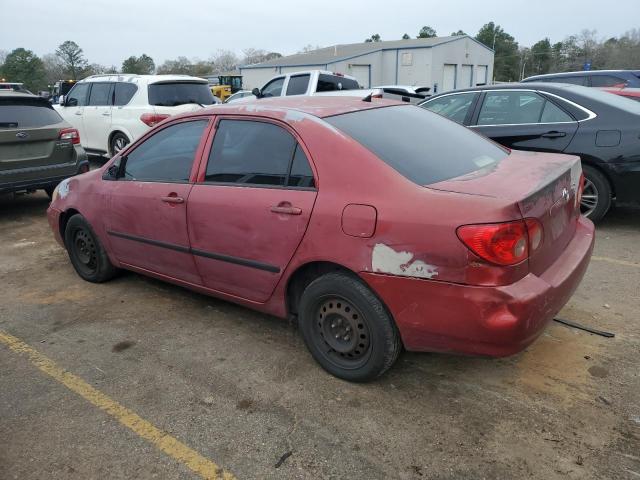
[148,82,215,106]
[0,97,63,129]
[325,105,509,185]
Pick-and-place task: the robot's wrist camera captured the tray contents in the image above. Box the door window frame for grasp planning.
[108,116,213,184]
[87,82,115,106]
[421,91,481,126]
[194,115,318,191]
[468,89,583,127]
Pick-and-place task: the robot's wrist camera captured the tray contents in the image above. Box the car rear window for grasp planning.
[148,82,215,106]
[325,105,509,185]
[0,97,63,129]
[317,74,360,92]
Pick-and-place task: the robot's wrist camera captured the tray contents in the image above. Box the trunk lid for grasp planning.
[429,150,583,275]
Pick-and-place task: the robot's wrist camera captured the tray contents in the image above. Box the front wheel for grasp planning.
[298,272,402,382]
[581,165,611,223]
[64,214,118,283]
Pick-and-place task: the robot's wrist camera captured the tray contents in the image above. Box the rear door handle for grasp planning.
[541,131,566,138]
[74,111,82,116]
[161,196,184,204]
[270,204,302,215]
[101,112,111,116]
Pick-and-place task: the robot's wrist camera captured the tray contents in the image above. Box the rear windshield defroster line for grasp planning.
[325,105,509,185]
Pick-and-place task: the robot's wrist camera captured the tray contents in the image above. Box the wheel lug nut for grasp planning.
[343,335,350,341]
[331,322,336,328]
[335,334,340,339]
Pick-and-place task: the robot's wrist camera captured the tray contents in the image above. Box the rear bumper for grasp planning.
[0,146,88,194]
[361,216,595,357]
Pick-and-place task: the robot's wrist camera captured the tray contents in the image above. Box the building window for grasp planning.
[401,52,413,66]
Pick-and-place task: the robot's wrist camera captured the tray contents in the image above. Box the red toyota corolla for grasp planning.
[47,97,594,382]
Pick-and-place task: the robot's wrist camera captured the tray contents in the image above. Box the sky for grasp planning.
[1,0,638,67]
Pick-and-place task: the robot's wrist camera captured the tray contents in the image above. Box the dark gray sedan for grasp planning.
[420,83,640,222]
[0,91,88,197]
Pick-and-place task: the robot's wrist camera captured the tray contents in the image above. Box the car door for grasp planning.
[187,117,317,303]
[83,82,113,152]
[470,90,578,152]
[260,77,285,98]
[420,92,480,125]
[58,82,90,142]
[105,118,210,284]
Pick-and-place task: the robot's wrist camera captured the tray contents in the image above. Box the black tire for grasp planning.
[110,132,130,157]
[44,186,56,199]
[581,165,611,223]
[64,214,118,283]
[298,272,402,382]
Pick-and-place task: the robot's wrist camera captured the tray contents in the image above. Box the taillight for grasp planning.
[525,218,543,252]
[59,127,80,145]
[457,218,544,266]
[140,113,170,127]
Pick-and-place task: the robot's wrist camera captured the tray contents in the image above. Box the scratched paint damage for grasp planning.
[57,178,70,199]
[371,243,438,279]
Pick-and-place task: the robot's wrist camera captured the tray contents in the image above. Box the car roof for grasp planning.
[0,90,39,98]
[78,74,208,84]
[194,96,403,119]
[427,82,590,97]
[524,70,640,80]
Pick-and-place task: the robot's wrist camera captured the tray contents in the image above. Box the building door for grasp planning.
[442,64,457,91]
[460,65,473,88]
[350,65,371,88]
[476,65,488,85]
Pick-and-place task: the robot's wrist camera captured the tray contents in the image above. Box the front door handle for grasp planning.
[74,111,82,116]
[101,111,111,116]
[270,203,302,215]
[541,131,566,138]
[161,195,184,204]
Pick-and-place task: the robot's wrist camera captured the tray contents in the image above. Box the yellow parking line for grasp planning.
[0,330,236,480]
[591,256,640,268]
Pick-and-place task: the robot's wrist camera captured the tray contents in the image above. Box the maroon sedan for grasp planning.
[47,97,594,382]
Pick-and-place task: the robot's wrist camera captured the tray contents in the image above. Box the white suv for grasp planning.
[55,74,218,156]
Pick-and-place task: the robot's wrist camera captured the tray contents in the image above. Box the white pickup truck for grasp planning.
[242,70,378,101]
[238,70,430,104]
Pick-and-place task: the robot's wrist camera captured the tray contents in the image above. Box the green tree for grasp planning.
[417,26,437,38]
[476,22,519,81]
[55,41,88,80]
[365,34,381,43]
[121,54,155,74]
[402,33,410,40]
[451,30,466,36]
[529,38,552,75]
[1,48,47,91]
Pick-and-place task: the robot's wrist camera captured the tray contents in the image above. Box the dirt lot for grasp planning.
[0,189,639,480]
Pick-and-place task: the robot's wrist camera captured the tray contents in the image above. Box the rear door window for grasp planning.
[420,92,478,124]
[0,97,63,129]
[205,119,313,188]
[88,83,113,106]
[114,83,138,106]
[65,83,90,107]
[540,100,574,123]
[286,75,310,96]
[123,120,208,182]
[478,91,546,125]
[148,82,215,106]
[325,105,508,185]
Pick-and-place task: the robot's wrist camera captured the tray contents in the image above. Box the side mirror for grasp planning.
[251,87,262,98]
[103,157,123,180]
[58,95,65,106]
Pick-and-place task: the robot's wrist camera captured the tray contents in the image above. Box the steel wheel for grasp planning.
[312,296,372,370]
[72,227,98,276]
[580,176,598,218]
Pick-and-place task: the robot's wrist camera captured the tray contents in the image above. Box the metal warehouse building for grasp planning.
[240,36,494,94]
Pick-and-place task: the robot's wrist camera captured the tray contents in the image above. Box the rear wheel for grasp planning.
[110,132,129,157]
[298,272,402,382]
[581,165,611,223]
[44,186,56,199]
[64,214,118,283]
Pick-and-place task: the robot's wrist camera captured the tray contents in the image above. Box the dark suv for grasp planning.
[0,91,89,197]
[523,70,640,88]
